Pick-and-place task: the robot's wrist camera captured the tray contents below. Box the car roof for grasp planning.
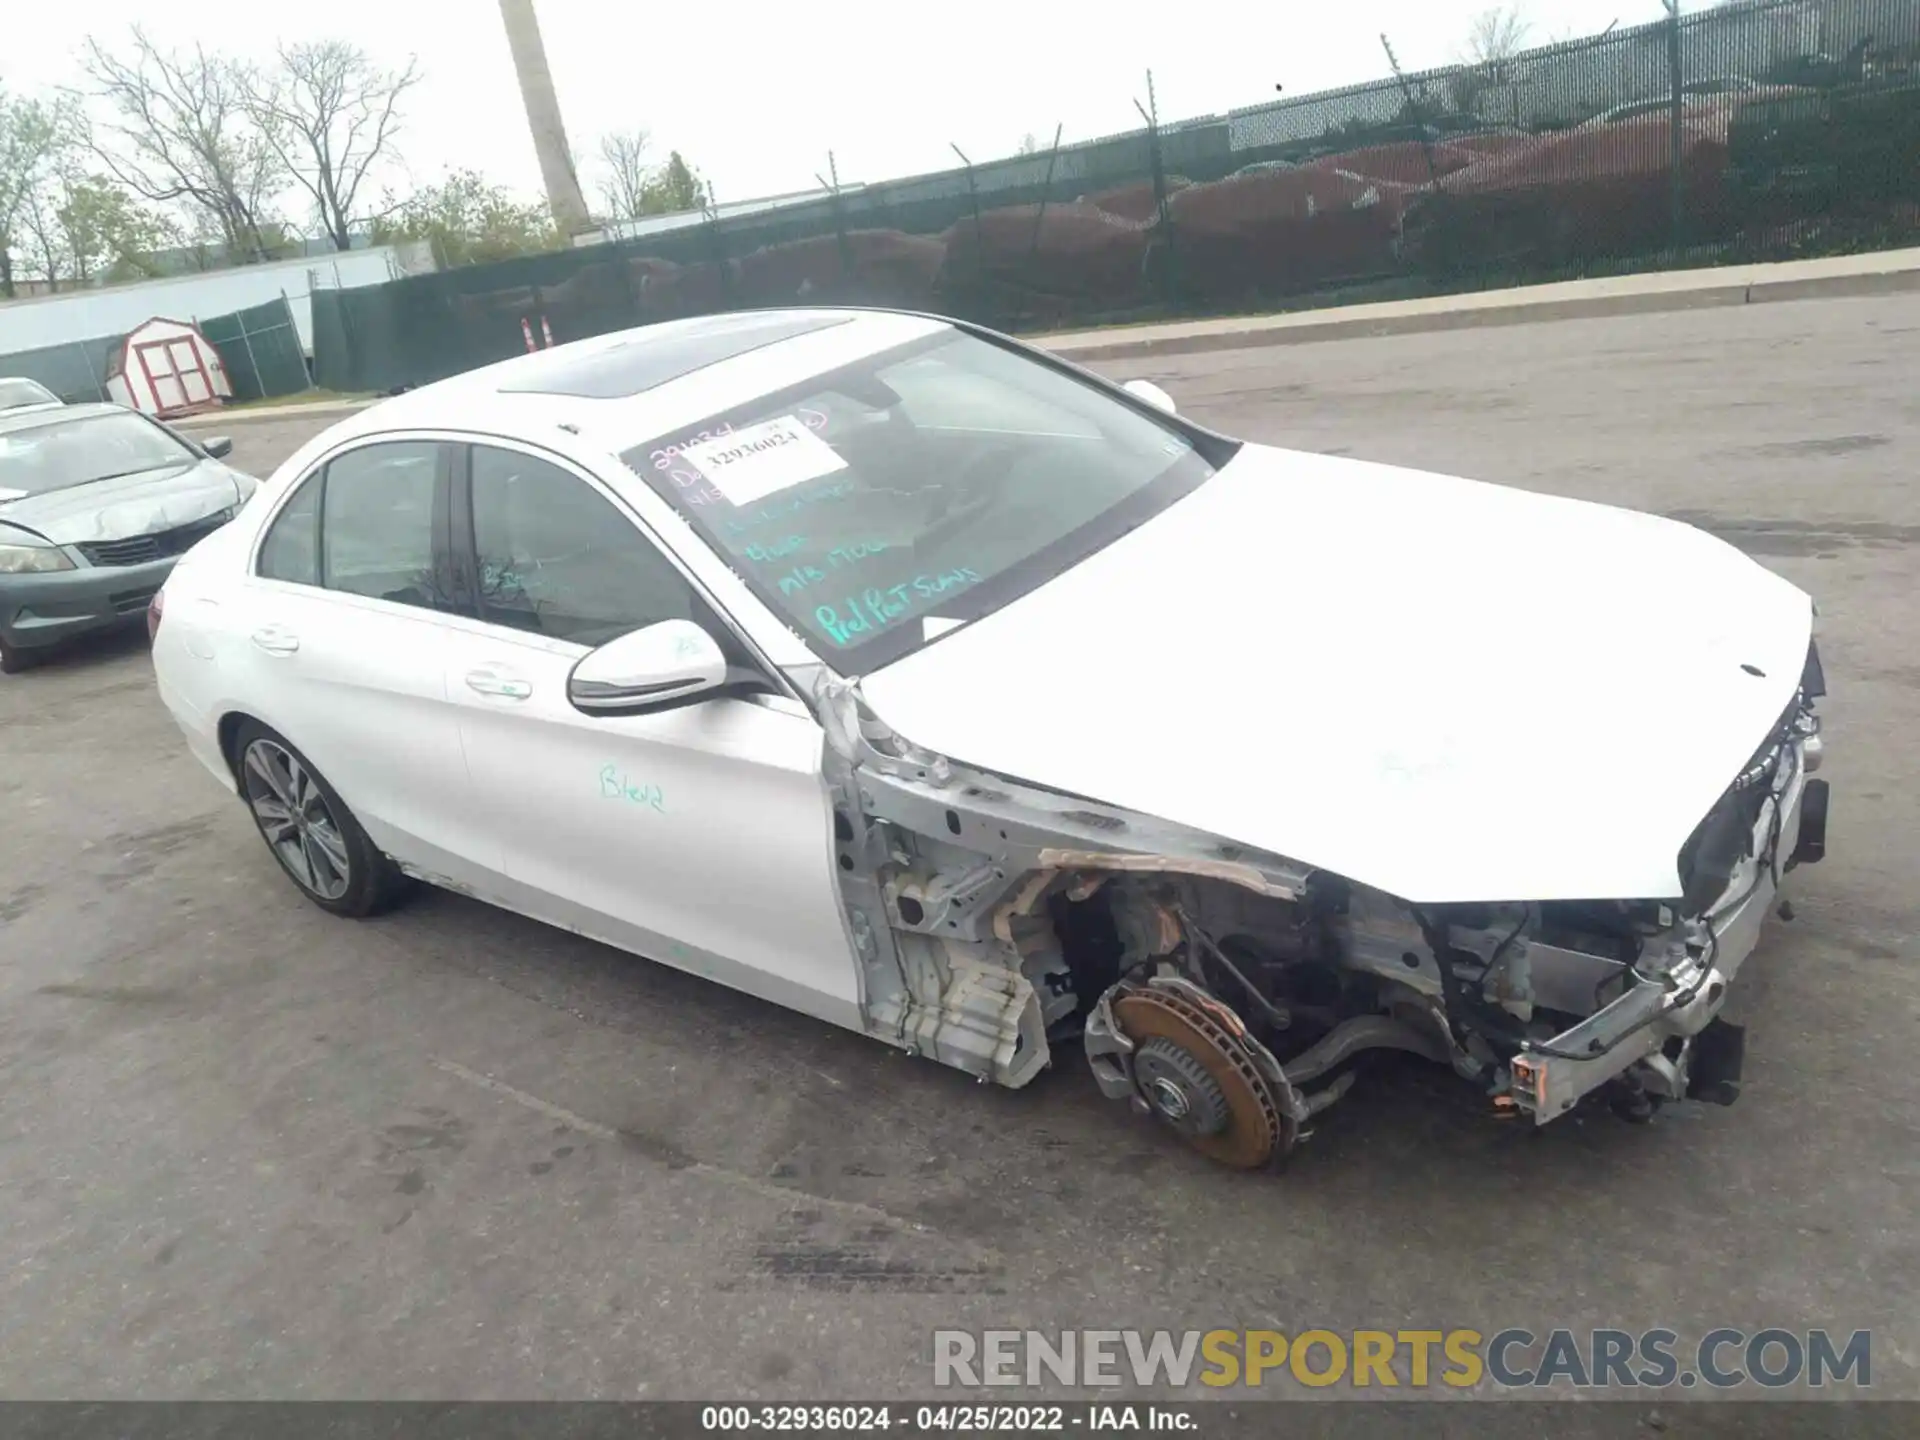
[328,307,953,458]
[0,400,122,433]
[495,310,858,399]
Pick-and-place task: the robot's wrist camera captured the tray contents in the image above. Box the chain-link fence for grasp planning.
[0,335,122,403]
[307,0,1920,395]
[196,296,312,403]
[0,294,313,407]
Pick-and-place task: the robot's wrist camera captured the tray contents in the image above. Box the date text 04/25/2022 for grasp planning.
[699,1403,1196,1432]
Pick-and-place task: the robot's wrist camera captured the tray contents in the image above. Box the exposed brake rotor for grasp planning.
[1112,985,1298,1170]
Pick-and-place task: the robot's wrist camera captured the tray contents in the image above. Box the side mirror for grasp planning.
[1121,379,1177,416]
[568,619,748,716]
[201,435,235,459]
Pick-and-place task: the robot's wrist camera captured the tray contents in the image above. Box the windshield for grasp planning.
[621,330,1220,671]
[0,378,59,411]
[0,410,196,497]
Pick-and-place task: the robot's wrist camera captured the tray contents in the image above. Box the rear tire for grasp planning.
[231,719,412,917]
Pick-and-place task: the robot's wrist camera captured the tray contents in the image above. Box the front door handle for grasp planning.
[251,626,299,656]
[465,667,532,700]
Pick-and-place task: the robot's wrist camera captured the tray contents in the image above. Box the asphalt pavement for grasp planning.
[1,293,1915,1404]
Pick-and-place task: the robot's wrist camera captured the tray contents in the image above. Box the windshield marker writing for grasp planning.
[743,535,807,563]
[742,536,891,593]
[775,540,894,593]
[916,567,980,597]
[827,540,888,567]
[814,568,983,647]
[650,424,734,472]
[721,479,856,536]
[669,469,724,506]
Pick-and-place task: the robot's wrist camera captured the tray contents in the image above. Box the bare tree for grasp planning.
[79,27,284,263]
[1452,5,1535,118]
[596,129,652,221]
[241,41,420,251]
[591,133,709,221]
[1464,4,1533,66]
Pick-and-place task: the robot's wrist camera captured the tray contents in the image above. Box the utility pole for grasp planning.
[498,0,593,238]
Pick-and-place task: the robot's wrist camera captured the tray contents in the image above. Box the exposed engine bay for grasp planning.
[808,642,1829,1171]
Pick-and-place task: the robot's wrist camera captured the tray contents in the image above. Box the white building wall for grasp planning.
[0,241,434,358]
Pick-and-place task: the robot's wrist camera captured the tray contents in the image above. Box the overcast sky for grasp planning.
[12,1,1693,215]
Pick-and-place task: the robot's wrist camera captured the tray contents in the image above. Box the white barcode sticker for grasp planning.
[680,415,848,507]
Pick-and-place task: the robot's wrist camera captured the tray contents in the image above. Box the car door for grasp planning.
[236,438,489,888]
[437,440,862,1029]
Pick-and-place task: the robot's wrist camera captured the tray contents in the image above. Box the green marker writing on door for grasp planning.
[599,764,665,813]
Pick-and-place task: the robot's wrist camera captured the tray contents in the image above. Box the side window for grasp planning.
[320,442,449,610]
[256,473,322,585]
[468,445,707,649]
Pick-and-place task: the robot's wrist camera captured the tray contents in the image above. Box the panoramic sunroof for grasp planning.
[497,313,854,399]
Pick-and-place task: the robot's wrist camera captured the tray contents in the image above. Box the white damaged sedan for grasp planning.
[150,308,1830,1168]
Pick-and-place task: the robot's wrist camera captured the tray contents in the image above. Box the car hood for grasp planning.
[0,460,243,545]
[856,444,1814,905]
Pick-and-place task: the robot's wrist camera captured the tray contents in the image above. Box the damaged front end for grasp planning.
[1502,648,1829,1126]
[811,644,1828,1170]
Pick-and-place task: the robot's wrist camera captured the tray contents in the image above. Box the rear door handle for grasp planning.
[465,667,532,700]
[251,626,299,656]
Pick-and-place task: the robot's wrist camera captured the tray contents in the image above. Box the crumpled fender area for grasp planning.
[809,669,1314,1088]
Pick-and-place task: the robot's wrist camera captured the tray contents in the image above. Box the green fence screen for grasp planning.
[0,336,122,403]
[309,0,1920,395]
[11,1,1920,404]
[198,296,312,403]
[0,295,312,407]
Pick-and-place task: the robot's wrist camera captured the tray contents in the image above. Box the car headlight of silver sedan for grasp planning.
[0,540,75,574]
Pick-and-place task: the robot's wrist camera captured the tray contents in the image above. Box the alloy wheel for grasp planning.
[241,738,353,901]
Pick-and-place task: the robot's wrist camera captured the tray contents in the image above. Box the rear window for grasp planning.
[620,330,1219,672]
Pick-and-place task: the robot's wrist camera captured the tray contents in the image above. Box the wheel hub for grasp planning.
[1135,1036,1230,1137]
[241,737,350,902]
[1148,1077,1190,1120]
[1111,986,1296,1170]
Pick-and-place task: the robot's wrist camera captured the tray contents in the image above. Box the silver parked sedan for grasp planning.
[0,376,64,415]
[0,403,258,672]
